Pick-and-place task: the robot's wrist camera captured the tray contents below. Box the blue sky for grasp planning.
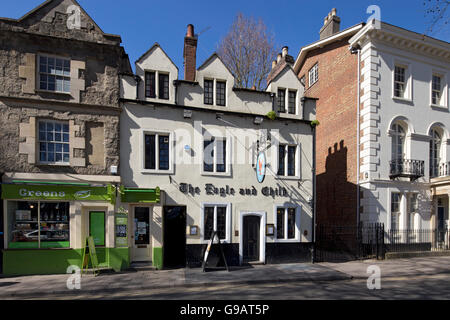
[2,0,448,75]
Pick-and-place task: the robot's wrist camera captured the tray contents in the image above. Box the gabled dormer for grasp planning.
[197,53,235,108]
[134,43,178,104]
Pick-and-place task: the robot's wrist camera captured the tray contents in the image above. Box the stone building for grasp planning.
[0,0,132,275]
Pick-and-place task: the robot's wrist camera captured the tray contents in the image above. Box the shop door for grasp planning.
[163,206,186,268]
[243,216,260,262]
[89,212,105,247]
[132,207,151,262]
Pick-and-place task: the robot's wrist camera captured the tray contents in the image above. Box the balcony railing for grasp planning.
[389,159,425,181]
[430,162,450,178]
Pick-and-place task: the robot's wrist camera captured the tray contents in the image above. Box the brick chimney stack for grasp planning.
[319,8,341,40]
[183,24,197,81]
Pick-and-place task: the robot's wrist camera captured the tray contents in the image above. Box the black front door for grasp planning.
[243,216,260,262]
[163,206,186,269]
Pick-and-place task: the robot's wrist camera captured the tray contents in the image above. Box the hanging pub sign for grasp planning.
[256,152,266,183]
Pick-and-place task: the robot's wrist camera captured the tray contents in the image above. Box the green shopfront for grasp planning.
[2,182,130,276]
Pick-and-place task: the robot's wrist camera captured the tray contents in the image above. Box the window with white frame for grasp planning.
[276,206,299,240]
[408,193,418,230]
[288,90,297,114]
[38,120,70,164]
[277,144,297,177]
[39,55,70,93]
[309,63,318,87]
[203,137,227,174]
[391,193,401,230]
[393,65,407,99]
[430,128,442,177]
[391,123,406,161]
[144,132,171,171]
[202,204,230,242]
[432,74,444,106]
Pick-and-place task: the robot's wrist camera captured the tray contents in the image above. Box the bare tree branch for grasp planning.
[217,13,277,90]
[424,0,450,36]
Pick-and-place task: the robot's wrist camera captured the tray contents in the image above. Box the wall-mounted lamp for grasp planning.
[254,116,264,125]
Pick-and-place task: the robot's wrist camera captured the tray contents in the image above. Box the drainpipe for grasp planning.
[134,75,141,100]
[351,45,361,227]
[311,123,317,263]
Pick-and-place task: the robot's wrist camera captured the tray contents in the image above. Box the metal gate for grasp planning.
[315,223,384,262]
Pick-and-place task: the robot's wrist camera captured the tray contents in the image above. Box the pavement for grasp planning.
[1,256,450,298]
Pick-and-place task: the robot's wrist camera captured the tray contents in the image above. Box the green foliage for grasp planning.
[266,111,277,120]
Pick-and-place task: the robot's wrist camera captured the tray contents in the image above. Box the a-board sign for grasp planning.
[82,236,100,276]
[202,231,229,272]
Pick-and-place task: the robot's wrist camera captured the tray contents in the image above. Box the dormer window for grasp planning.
[204,79,226,106]
[145,71,169,100]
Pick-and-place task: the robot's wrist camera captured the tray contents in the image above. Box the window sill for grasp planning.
[392,96,413,103]
[141,169,174,175]
[201,171,231,177]
[430,104,448,110]
[36,89,72,96]
[272,239,301,243]
[37,162,71,167]
[275,175,300,181]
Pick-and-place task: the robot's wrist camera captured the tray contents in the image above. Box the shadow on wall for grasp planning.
[316,140,357,226]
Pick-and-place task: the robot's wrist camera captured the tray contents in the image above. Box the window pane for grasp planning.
[203,139,214,172]
[204,207,214,240]
[144,134,156,170]
[204,80,213,105]
[217,207,226,240]
[8,201,39,248]
[288,146,296,176]
[278,145,285,176]
[158,73,169,100]
[39,202,70,248]
[277,208,285,239]
[145,72,156,98]
[216,81,226,106]
[288,91,296,114]
[158,135,170,170]
[216,139,226,173]
[287,208,296,239]
[277,89,285,113]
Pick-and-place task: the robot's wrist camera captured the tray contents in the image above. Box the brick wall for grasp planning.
[297,37,359,225]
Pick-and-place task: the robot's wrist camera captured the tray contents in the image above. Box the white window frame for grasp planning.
[38,119,70,165]
[308,63,318,87]
[274,204,301,243]
[200,202,231,244]
[276,143,301,179]
[144,70,170,100]
[390,192,402,231]
[38,54,71,94]
[392,61,412,101]
[430,71,448,108]
[408,193,419,231]
[201,135,231,176]
[141,129,174,174]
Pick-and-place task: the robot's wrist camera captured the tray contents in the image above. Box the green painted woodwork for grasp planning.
[153,247,163,270]
[120,186,160,203]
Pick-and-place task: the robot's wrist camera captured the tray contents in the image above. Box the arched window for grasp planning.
[391,123,406,161]
[429,128,442,177]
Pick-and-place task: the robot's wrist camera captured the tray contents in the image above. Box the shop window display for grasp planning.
[8,201,70,249]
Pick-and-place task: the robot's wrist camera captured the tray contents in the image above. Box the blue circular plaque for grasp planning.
[256,152,266,183]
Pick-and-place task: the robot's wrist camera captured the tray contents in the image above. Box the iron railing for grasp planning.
[385,229,450,252]
[431,162,450,178]
[390,159,425,180]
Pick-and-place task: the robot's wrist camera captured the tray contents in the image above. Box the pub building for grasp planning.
[0,0,132,275]
[119,25,317,268]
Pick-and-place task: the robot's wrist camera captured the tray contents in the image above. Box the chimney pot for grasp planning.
[277,53,282,63]
[320,8,341,40]
[186,24,194,37]
[282,46,289,58]
[272,60,277,69]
